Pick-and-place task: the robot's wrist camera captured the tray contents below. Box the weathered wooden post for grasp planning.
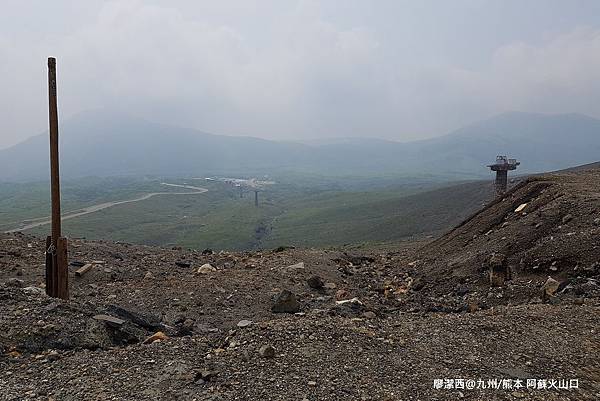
[45,57,69,299]
[488,253,510,287]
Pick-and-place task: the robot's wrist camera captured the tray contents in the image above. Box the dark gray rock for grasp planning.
[307,275,324,289]
[5,278,24,288]
[175,261,191,268]
[271,289,301,313]
[258,344,276,358]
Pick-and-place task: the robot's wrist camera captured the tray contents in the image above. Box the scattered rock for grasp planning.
[197,263,216,274]
[5,278,24,288]
[143,271,155,280]
[454,285,469,296]
[467,302,479,313]
[335,297,363,306]
[258,344,276,358]
[46,350,60,362]
[8,350,21,358]
[177,319,195,336]
[343,254,375,266]
[307,275,324,289]
[69,261,86,267]
[93,314,125,328]
[284,262,305,271]
[175,261,191,268]
[562,214,573,224]
[143,331,168,344]
[330,297,366,317]
[335,289,351,301]
[514,203,528,213]
[542,277,560,298]
[237,319,253,328]
[22,286,45,296]
[272,289,301,313]
[411,277,425,291]
[273,245,295,253]
[106,305,163,331]
[362,311,376,319]
[197,369,218,382]
[579,279,599,294]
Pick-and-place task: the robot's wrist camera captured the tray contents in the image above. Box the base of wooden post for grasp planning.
[487,253,511,287]
[489,265,507,287]
[45,236,69,299]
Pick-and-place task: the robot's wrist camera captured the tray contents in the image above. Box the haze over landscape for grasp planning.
[2,2,600,400]
[2,109,600,182]
[3,0,600,149]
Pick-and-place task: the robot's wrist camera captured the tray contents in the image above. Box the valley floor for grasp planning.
[0,176,492,250]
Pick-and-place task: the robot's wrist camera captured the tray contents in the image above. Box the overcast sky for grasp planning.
[1,0,600,149]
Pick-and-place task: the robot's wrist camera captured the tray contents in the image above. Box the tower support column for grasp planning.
[495,170,508,194]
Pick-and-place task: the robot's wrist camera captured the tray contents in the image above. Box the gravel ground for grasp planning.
[0,283,598,401]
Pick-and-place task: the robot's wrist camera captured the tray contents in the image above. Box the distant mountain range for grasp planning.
[1,110,600,181]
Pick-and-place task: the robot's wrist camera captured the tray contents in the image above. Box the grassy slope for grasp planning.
[263,181,493,248]
[2,176,493,250]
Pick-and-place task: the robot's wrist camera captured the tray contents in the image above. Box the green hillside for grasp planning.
[1,175,493,250]
[263,181,493,248]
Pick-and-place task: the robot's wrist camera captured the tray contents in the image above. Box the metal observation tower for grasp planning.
[488,156,520,195]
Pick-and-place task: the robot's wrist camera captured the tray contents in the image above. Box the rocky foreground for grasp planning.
[1,167,600,400]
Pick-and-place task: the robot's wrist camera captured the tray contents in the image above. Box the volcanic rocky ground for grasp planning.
[1,167,600,400]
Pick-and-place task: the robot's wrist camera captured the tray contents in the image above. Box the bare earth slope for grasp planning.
[1,166,600,400]
[415,165,600,305]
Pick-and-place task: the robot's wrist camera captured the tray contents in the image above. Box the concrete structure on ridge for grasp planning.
[488,155,520,195]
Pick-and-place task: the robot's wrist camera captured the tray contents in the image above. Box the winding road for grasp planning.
[4,183,208,233]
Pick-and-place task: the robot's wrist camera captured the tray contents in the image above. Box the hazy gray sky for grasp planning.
[2,0,600,149]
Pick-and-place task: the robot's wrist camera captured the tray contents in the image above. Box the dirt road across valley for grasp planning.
[3,183,208,234]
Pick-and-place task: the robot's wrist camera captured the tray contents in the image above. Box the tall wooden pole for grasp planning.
[46,57,68,299]
[48,57,61,243]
